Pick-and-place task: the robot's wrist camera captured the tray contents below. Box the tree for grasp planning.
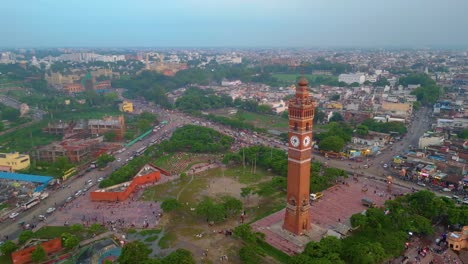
[161,198,181,212]
[96,153,115,168]
[118,241,151,264]
[104,131,117,142]
[240,187,253,201]
[31,244,47,263]
[314,108,325,124]
[195,197,226,222]
[162,248,196,264]
[18,230,34,244]
[70,223,84,232]
[0,240,17,257]
[356,125,369,136]
[221,196,243,216]
[318,136,345,153]
[233,224,258,243]
[329,112,343,122]
[239,246,262,264]
[61,233,79,249]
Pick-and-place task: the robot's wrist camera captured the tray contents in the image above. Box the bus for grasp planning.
[22,198,40,211]
[135,146,147,156]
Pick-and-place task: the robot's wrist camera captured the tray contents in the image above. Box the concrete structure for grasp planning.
[418,133,445,148]
[283,77,315,235]
[447,226,468,251]
[88,115,126,141]
[0,152,30,172]
[90,164,162,202]
[381,102,413,119]
[338,73,366,84]
[35,137,103,163]
[119,101,133,113]
[11,238,63,264]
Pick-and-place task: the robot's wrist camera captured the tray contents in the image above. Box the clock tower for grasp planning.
[283,76,315,235]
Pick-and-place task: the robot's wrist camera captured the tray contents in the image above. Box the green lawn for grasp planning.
[0,120,61,153]
[158,232,177,249]
[205,166,274,185]
[50,108,121,121]
[237,111,288,131]
[0,255,12,264]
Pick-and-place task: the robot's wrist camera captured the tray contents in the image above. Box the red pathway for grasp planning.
[252,177,411,255]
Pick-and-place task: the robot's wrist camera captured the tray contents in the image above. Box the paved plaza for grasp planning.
[46,175,174,230]
[252,176,412,255]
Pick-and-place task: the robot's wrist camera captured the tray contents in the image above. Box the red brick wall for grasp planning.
[90,171,160,202]
[11,238,62,264]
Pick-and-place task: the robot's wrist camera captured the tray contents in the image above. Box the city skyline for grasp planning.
[3,0,468,48]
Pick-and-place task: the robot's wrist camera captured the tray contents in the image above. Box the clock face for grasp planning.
[303,136,311,147]
[290,135,300,147]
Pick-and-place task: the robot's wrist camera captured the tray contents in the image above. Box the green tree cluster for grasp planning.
[361,119,407,135]
[96,153,115,168]
[164,125,234,153]
[31,244,47,263]
[175,87,233,112]
[195,196,242,223]
[161,198,181,212]
[99,155,150,188]
[118,241,196,264]
[398,73,441,105]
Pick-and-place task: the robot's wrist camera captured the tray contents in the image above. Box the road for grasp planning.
[1,102,431,240]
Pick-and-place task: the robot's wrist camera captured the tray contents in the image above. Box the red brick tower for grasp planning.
[283,76,315,235]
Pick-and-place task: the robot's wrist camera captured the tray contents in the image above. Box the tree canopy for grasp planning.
[361,119,407,135]
[318,136,345,152]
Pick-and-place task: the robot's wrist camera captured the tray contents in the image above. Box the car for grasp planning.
[117,158,121,162]
[38,215,47,221]
[9,212,19,219]
[83,187,89,192]
[383,164,388,168]
[442,188,451,192]
[75,190,83,197]
[46,207,56,214]
[417,182,426,187]
[86,180,93,185]
[97,177,104,182]
[66,196,73,203]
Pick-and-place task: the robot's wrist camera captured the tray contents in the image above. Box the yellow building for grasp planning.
[447,226,468,251]
[120,101,133,113]
[0,152,31,172]
[326,102,343,110]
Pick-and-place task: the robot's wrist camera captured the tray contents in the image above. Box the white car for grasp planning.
[9,212,19,219]
[97,177,104,182]
[46,207,56,214]
[117,158,121,162]
[442,188,451,192]
[383,164,388,168]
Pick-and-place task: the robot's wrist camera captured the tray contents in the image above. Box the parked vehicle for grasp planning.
[46,207,56,214]
[310,192,324,201]
[66,196,73,203]
[39,192,49,200]
[9,212,19,219]
[22,198,40,211]
[361,198,376,208]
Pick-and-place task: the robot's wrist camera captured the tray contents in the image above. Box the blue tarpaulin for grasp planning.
[0,172,53,192]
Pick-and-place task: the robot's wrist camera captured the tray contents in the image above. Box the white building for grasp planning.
[338,73,366,85]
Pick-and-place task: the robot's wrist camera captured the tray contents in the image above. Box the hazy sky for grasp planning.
[3,0,468,48]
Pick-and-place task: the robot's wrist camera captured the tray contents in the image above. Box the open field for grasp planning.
[208,108,289,133]
[0,120,61,153]
[141,152,286,263]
